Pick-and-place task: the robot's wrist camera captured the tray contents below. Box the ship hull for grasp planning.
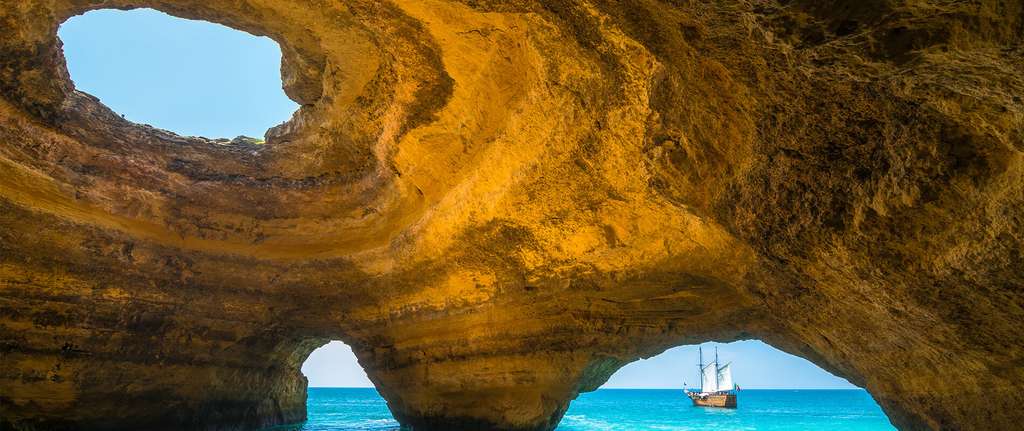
[687,392,737,408]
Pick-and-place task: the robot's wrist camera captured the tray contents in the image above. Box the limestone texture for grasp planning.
[1,0,1023,430]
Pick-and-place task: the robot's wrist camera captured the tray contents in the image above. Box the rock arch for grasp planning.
[1,1,1022,430]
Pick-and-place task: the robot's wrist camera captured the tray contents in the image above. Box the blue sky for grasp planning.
[303,340,856,389]
[59,8,297,138]
[59,8,856,391]
[602,340,854,389]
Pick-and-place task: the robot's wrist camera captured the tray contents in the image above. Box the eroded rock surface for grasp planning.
[1,0,1022,430]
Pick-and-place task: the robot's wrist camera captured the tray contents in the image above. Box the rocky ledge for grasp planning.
[1,1,1022,430]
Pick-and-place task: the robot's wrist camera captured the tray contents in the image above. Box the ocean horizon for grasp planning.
[280,387,896,430]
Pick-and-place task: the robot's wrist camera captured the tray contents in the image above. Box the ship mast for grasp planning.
[715,346,719,375]
[697,346,703,393]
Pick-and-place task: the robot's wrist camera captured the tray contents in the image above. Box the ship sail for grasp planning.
[717,362,733,391]
[688,346,738,408]
[701,363,718,392]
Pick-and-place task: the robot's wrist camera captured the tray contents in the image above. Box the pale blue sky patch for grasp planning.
[59,8,298,138]
[602,340,855,389]
[301,340,855,389]
[303,341,374,388]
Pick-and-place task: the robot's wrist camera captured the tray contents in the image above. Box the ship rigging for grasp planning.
[685,346,738,408]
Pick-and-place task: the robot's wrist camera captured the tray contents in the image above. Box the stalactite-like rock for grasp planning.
[1,1,1022,430]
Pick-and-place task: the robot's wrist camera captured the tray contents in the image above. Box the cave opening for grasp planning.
[300,341,398,430]
[568,340,896,431]
[296,340,895,430]
[57,8,298,140]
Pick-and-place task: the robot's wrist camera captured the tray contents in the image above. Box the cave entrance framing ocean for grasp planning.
[2,0,1023,430]
[294,340,896,430]
[48,7,898,431]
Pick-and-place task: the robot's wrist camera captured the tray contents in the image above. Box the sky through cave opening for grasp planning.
[563,340,897,430]
[299,340,895,430]
[302,341,374,389]
[58,8,298,139]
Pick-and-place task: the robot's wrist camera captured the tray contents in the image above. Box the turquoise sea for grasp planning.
[290,388,896,431]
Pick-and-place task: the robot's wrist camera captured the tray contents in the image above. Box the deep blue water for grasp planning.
[286,388,896,430]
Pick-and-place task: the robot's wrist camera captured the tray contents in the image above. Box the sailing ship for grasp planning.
[684,346,738,408]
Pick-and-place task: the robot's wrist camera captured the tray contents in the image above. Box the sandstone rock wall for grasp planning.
[1,1,1022,430]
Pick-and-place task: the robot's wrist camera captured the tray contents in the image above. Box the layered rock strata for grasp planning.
[1,0,1023,430]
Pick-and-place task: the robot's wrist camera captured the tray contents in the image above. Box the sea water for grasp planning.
[289,388,896,431]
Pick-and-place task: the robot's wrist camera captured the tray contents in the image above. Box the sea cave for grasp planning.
[1,0,1023,430]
